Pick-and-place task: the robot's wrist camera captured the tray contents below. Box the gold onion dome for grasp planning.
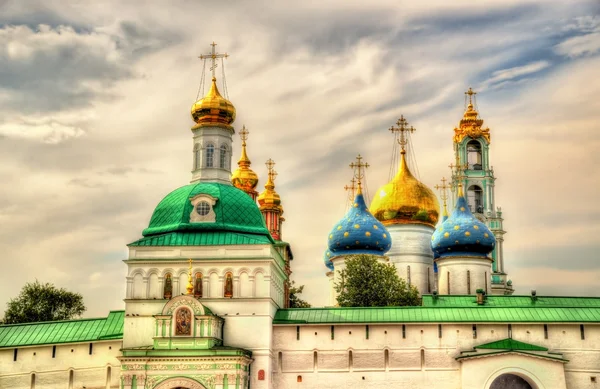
[232,127,259,192]
[191,77,236,127]
[369,152,440,228]
[257,170,282,214]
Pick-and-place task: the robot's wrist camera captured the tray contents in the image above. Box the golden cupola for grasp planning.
[191,77,236,128]
[257,162,282,213]
[232,126,259,199]
[453,87,490,144]
[369,115,440,228]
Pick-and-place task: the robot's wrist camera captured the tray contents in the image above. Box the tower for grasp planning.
[258,159,284,241]
[231,125,259,200]
[451,88,513,295]
[325,155,392,306]
[370,116,440,295]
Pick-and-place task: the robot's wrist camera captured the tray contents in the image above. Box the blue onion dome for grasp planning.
[324,250,334,271]
[327,192,392,257]
[431,190,495,259]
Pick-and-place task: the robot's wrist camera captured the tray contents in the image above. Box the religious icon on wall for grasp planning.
[164,273,173,299]
[224,273,233,298]
[194,273,203,298]
[175,307,192,335]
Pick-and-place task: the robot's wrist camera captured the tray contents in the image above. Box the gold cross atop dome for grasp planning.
[389,115,415,154]
[435,177,451,216]
[199,42,229,79]
[344,177,357,199]
[265,158,277,182]
[465,87,476,105]
[239,125,249,145]
[349,154,369,194]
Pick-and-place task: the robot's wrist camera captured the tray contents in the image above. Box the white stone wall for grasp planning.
[436,256,493,295]
[272,323,600,389]
[387,224,436,295]
[190,125,234,184]
[0,340,121,389]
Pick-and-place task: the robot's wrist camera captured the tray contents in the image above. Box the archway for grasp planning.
[153,377,206,389]
[490,374,534,389]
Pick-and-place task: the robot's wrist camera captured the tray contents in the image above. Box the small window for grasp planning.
[296,326,300,340]
[438,324,442,338]
[194,143,201,170]
[467,270,471,295]
[467,185,484,213]
[205,144,214,167]
[447,272,451,295]
[30,373,35,389]
[313,351,318,371]
[544,324,548,339]
[467,140,483,170]
[348,350,353,370]
[384,349,389,370]
[196,201,211,216]
[581,324,585,340]
[13,348,18,362]
[52,345,56,358]
[331,326,334,340]
[472,324,477,339]
[402,324,406,339]
[366,325,369,340]
[508,324,512,338]
[219,144,228,169]
[89,343,93,355]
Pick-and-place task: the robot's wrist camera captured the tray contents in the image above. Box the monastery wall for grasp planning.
[272,323,600,389]
[0,340,121,389]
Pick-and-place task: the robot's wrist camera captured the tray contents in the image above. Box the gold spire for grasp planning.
[453,87,490,144]
[344,177,357,201]
[258,158,283,213]
[191,43,235,128]
[349,154,369,195]
[370,115,439,227]
[232,125,259,194]
[435,177,450,217]
[449,145,468,197]
[186,258,194,295]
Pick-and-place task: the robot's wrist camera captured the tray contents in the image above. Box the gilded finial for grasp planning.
[449,146,468,197]
[389,115,416,154]
[238,125,251,166]
[453,87,491,144]
[349,154,369,195]
[435,177,451,217]
[465,87,476,106]
[186,258,194,295]
[199,41,229,79]
[344,177,357,200]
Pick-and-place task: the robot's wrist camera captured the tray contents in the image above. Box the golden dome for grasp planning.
[369,152,440,228]
[191,77,236,128]
[258,167,283,214]
[232,127,259,194]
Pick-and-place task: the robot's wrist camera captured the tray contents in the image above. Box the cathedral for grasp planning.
[1,44,599,389]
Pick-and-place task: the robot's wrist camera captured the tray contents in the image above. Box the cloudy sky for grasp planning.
[0,0,599,317]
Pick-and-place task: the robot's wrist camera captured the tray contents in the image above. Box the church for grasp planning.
[1,44,599,389]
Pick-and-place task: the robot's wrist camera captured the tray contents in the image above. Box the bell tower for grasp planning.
[450,88,513,295]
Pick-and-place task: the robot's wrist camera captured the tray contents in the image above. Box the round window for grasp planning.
[196,201,211,216]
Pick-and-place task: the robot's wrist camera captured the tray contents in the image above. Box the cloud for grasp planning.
[554,32,600,57]
[481,61,551,89]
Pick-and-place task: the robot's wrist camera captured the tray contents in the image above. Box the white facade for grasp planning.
[190,125,234,185]
[436,256,493,295]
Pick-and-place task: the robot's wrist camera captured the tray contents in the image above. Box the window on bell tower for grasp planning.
[467,140,482,170]
[219,144,228,169]
[205,143,214,167]
[467,185,484,214]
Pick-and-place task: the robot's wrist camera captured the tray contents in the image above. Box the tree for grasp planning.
[289,280,311,308]
[334,254,420,307]
[3,280,86,324]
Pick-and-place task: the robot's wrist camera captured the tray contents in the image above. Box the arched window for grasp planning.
[467,140,482,170]
[467,185,484,213]
[194,144,201,170]
[490,374,533,389]
[224,272,233,298]
[194,273,203,298]
[219,144,228,169]
[163,273,173,299]
[205,143,214,167]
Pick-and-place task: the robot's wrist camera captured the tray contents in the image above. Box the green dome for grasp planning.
[143,182,272,241]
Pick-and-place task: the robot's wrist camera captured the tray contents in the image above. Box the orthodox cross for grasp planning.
[240,125,249,146]
[344,177,357,199]
[434,177,450,215]
[389,115,415,154]
[349,154,369,193]
[199,42,229,79]
[465,87,477,106]
[266,158,277,182]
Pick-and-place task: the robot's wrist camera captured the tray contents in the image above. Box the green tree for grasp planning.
[3,281,86,324]
[289,280,311,308]
[334,254,419,307]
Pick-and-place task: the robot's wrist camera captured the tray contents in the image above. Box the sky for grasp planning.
[0,0,599,318]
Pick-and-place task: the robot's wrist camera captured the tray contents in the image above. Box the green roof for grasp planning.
[475,338,548,351]
[422,295,600,308]
[0,311,124,348]
[274,304,600,324]
[136,182,273,243]
[130,231,273,247]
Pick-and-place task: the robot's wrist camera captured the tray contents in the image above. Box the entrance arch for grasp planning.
[153,377,206,389]
[490,374,533,389]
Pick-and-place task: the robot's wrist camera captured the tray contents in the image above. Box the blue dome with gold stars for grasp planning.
[324,250,334,271]
[431,192,495,259]
[327,193,392,259]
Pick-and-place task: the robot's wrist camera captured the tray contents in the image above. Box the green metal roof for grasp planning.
[422,295,600,308]
[0,311,124,348]
[137,182,273,243]
[129,231,273,247]
[274,305,600,324]
[475,338,548,351]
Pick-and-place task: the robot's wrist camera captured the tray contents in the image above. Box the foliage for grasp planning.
[289,280,311,308]
[3,280,86,324]
[334,255,420,307]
